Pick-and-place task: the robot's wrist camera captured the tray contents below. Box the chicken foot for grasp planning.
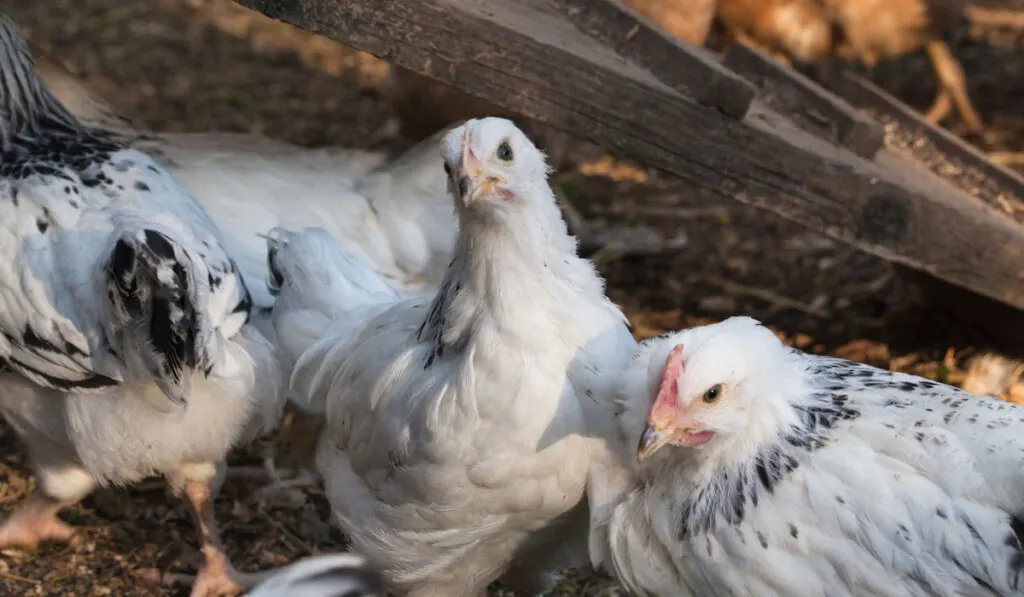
[499,566,559,597]
[0,490,77,550]
[0,461,94,551]
[247,469,319,505]
[923,40,984,134]
[919,40,1024,168]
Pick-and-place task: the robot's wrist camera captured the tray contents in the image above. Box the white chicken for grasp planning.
[271,117,637,597]
[31,51,458,304]
[0,14,286,597]
[243,553,384,597]
[606,315,1024,597]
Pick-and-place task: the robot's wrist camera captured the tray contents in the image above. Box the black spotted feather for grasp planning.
[673,368,862,539]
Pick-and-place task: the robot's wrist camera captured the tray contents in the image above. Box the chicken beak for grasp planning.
[638,343,686,463]
[456,130,505,205]
[637,419,710,462]
[637,422,676,463]
[456,130,483,205]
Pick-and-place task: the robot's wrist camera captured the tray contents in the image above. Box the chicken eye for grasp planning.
[496,140,514,162]
[703,384,722,404]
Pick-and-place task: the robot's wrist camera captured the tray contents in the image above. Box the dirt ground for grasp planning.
[3,0,1024,595]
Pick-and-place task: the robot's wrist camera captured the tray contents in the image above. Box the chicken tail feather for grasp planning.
[245,553,384,597]
[104,226,216,408]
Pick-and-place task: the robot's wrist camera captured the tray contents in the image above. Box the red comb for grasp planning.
[650,344,684,420]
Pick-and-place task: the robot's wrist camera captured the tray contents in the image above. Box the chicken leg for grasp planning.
[964,6,1024,29]
[183,479,249,597]
[988,152,1024,168]
[149,463,269,597]
[923,40,984,134]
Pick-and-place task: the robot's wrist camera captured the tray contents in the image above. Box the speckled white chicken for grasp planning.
[0,14,286,597]
[273,117,637,597]
[604,315,1024,597]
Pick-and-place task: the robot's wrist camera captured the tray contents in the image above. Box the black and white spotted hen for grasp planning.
[604,315,1024,597]
[0,13,286,597]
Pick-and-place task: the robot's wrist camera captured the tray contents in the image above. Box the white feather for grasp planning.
[149,132,457,305]
[266,225,403,416]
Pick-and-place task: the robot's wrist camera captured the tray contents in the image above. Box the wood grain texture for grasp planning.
[551,0,756,118]
[233,0,1024,311]
[835,71,1024,202]
[723,43,884,159]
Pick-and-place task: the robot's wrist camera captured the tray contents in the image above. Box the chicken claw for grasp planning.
[0,491,77,550]
[189,545,248,597]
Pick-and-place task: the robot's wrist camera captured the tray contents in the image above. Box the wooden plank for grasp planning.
[233,0,1024,311]
[722,44,884,159]
[548,0,756,118]
[833,72,1024,210]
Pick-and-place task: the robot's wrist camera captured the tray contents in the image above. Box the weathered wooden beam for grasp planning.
[549,0,755,118]
[554,6,881,160]
[834,72,1024,205]
[233,0,1024,311]
[722,44,884,159]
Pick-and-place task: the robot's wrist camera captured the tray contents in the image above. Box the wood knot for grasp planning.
[858,187,910,245]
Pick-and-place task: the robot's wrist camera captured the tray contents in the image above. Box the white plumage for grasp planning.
[0,14,286,597]
[242,224,406,526]
[606,315,1024,597]
[272,117,636,597]
[244,553,384,597]
[148,132,456,305]
[32,52,458,305]
[265,225,402,414]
